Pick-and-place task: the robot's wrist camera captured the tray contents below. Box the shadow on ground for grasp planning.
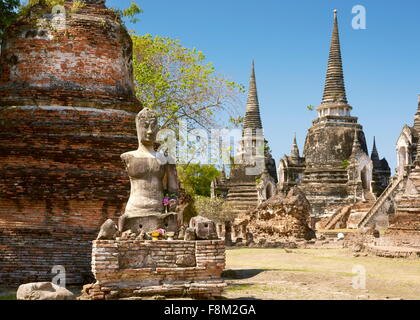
[222,269,267,280]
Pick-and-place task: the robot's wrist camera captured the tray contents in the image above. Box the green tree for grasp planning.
[193,196,235,224]
[132,34,244,131]
[121,1,142,23]
[229,115,244,128]
[177,164,220,197]
[112,1,142,25]
[0,0,20,38]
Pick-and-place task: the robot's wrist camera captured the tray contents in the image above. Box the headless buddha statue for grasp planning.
[118,108,179,233]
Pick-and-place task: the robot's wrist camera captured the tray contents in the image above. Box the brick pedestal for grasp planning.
[81,240,226,300]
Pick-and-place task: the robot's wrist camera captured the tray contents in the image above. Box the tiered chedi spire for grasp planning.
[321,10,348,106]
[290,134,300,160]
[371,137,380,161]
[243,61,263,131]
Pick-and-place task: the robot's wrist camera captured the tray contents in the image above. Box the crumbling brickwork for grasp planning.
[233,187,316,245]
[0,0,139,111]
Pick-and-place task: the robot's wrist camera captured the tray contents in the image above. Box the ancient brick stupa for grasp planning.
[0,0,140,285]
[211,62,277,214]
[278,10,390,218]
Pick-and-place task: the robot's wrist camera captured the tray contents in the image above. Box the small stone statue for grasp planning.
[97,219,119,240]
[189,216,218,240]
[118,108,180,234]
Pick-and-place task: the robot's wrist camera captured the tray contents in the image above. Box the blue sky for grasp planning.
[108,0,420,172]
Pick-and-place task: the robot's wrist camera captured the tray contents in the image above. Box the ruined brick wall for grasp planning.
[85,240,226,299]
[0,106,137,285]
[0,0,139,111]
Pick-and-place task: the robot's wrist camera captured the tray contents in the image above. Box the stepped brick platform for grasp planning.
[80,240,226,300]
[365,245,420,258]
[226,182,259,214]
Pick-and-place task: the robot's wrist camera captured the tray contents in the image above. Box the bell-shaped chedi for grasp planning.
[0,0,141,285]
[301,10,376,216]
[0,0,139,111]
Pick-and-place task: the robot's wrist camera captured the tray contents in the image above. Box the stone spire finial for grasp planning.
[290,134,300,160]
[371,137,380,161]
[321,10,348,105]
[243,61,263,130]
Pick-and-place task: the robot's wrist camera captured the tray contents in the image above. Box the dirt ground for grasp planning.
[223,248,420,300]
[1,248,419,300]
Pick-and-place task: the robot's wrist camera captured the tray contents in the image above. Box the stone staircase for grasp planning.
[357,176,404,229]
[323,205,352,230]
[346,201,376,229]
[322,201,375,230]
[226,183,259,215]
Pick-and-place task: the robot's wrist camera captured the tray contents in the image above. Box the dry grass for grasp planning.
[223,248,420,300]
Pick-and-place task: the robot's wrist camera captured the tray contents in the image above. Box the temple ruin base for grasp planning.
[80,240,226,300]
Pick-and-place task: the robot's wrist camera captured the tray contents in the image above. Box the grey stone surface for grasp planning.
[120,213,178,234]
[97,219,119,240]
[118,108,180,232]
[189,216,218,240]
[184,228,196,241]
[16,282,75,300]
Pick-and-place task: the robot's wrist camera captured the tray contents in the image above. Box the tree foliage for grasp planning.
[193,196,235,224]
[177,164,220,197]
[132,34,244,131]
[120,1,142,24]
[0,0,20,37]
